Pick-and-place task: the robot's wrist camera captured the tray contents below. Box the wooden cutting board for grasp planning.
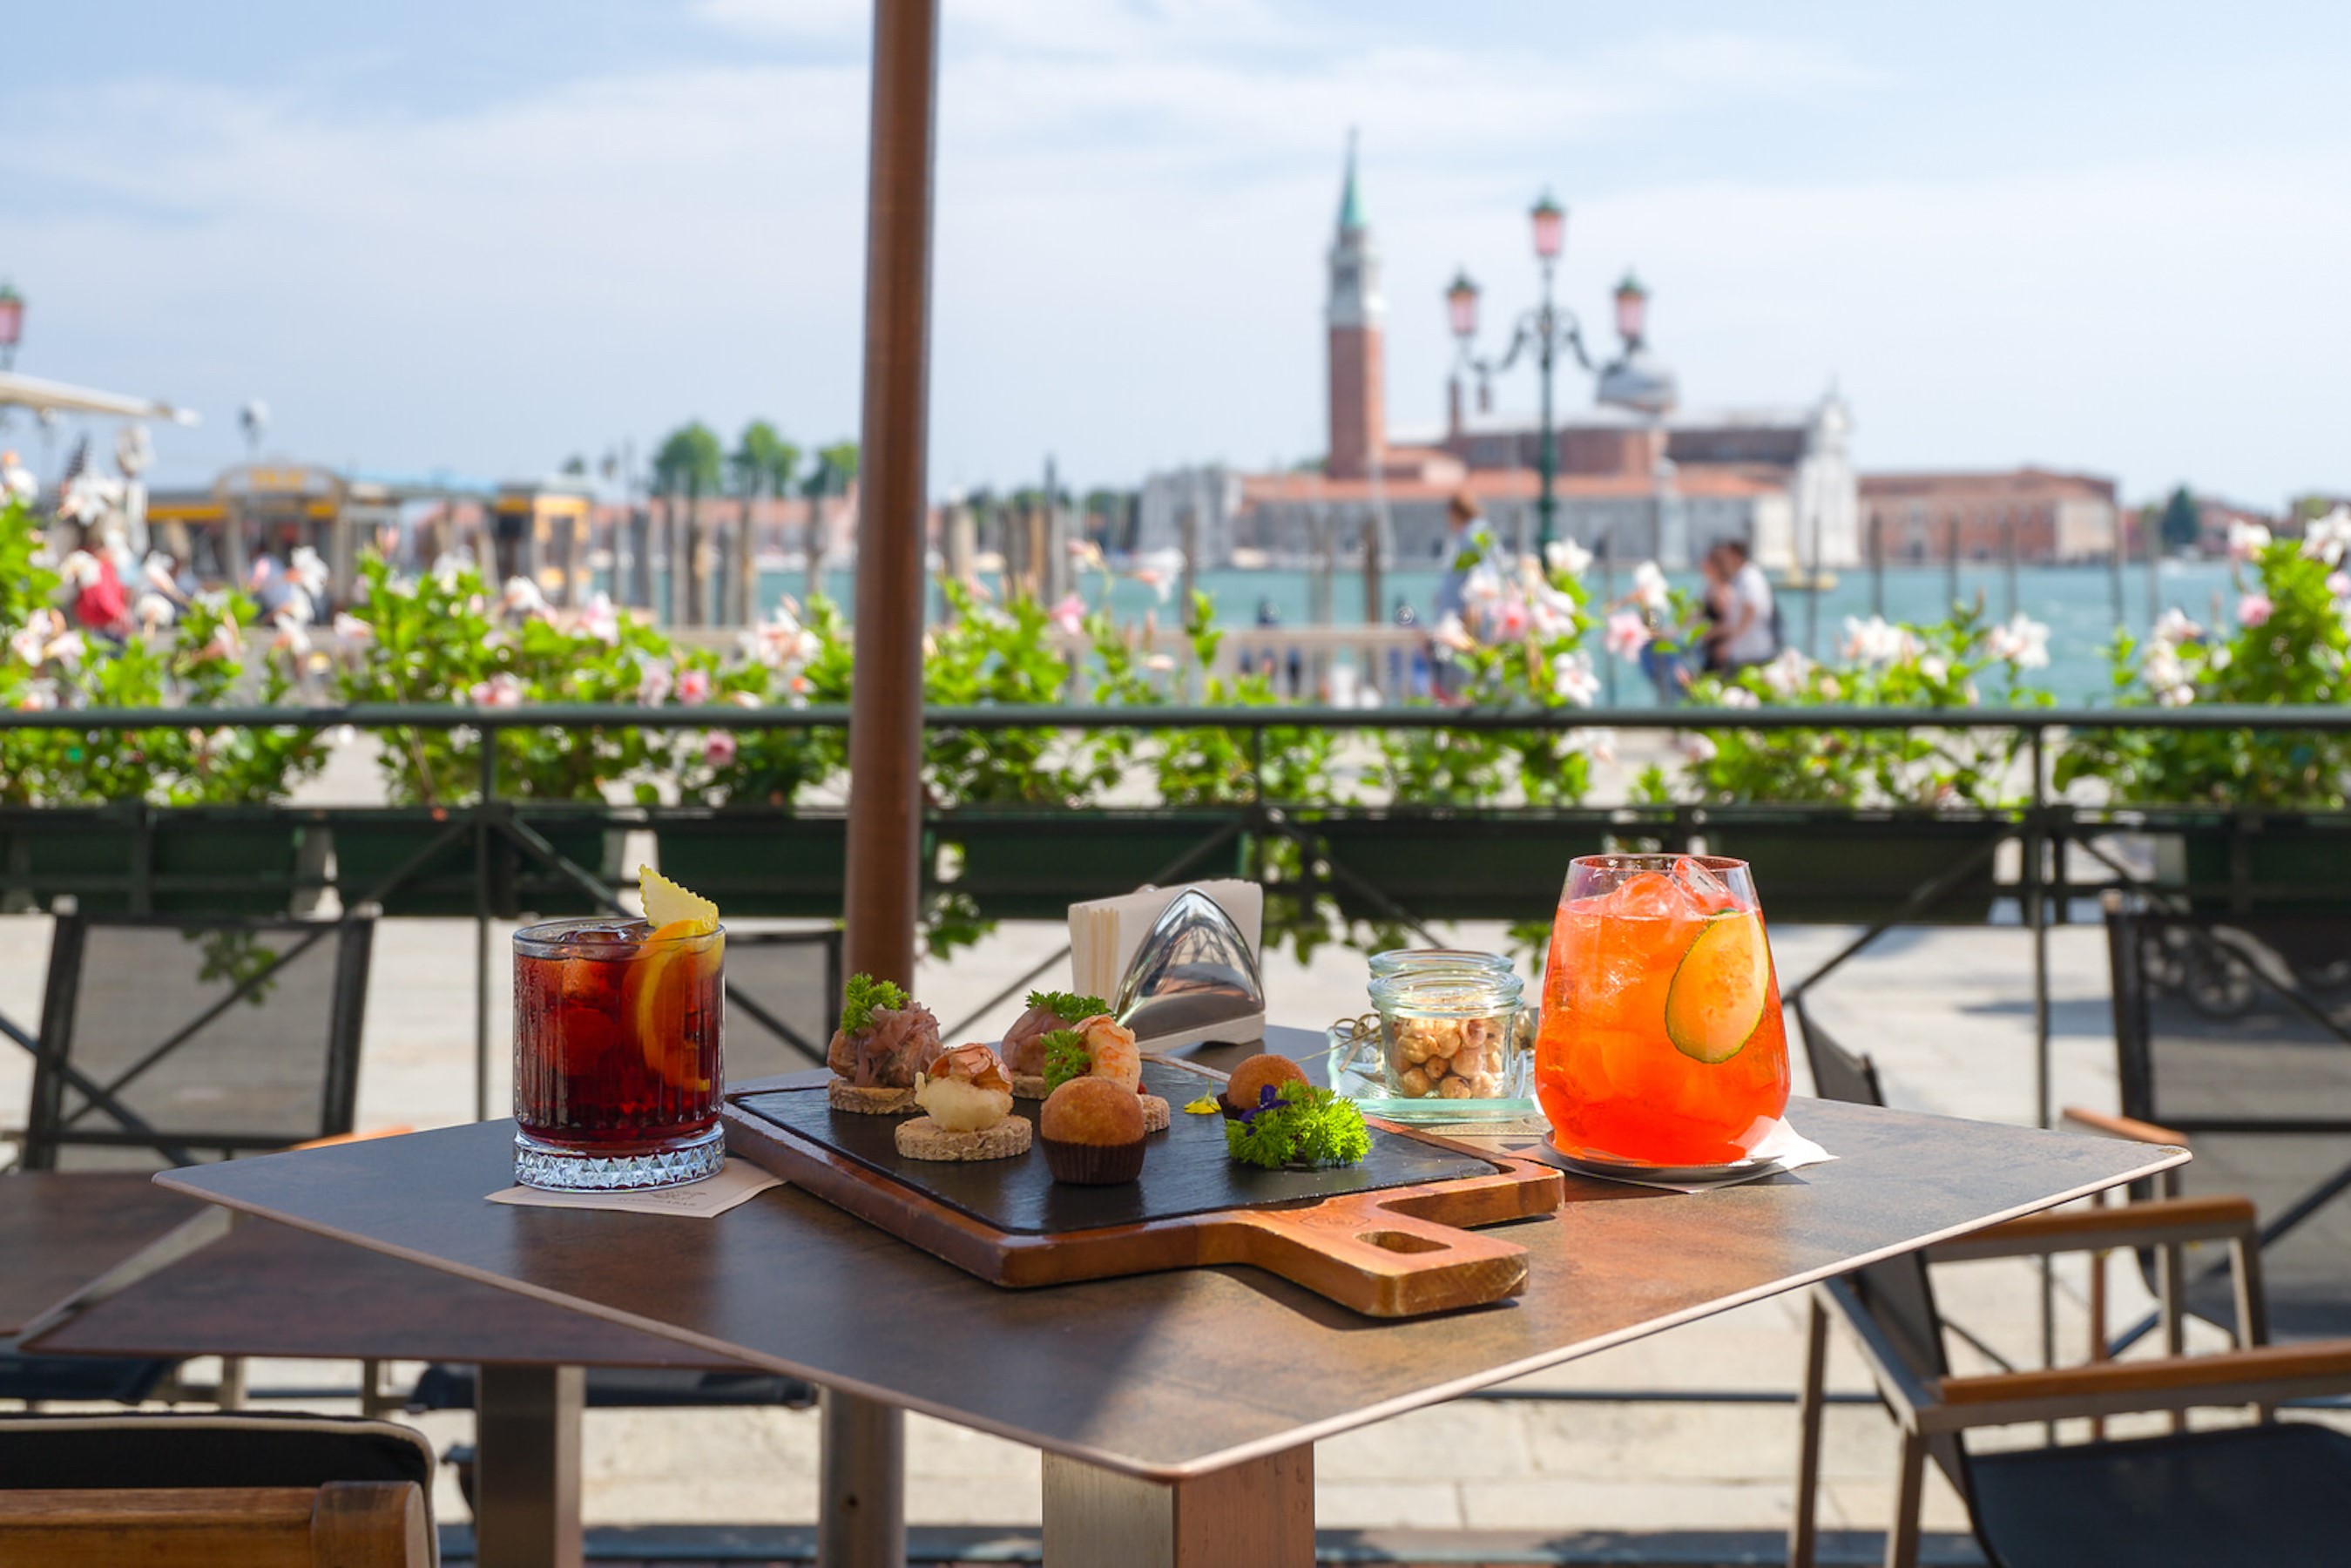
[722,1058,1562,1318]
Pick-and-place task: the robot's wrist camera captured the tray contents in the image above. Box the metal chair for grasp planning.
[2104,889,2351,1345]
[0,1410,435,1566]
[1790,1006,2351,1568]
[3,911,375,1407]
[19,910,375,1172]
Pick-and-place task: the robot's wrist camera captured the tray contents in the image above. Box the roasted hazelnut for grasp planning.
[1396,1066,1433,1097]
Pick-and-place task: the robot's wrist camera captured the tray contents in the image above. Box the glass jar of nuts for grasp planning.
[1364,958,1532,1103]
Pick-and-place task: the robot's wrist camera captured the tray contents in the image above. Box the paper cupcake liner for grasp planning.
[1039,1132,1145,1186]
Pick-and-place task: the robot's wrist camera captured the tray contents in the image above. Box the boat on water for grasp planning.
[1777,567,1840,591]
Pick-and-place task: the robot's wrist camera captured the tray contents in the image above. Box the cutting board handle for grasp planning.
[1201,1186,1532,1318]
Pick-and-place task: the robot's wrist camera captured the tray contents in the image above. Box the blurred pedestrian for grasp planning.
[1706,540,1778,673]
[1430,492,1483,700]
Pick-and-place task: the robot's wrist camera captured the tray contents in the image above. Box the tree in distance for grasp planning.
[805,441,859,498]
[653,422,725,625]
[2158,485,2201,554]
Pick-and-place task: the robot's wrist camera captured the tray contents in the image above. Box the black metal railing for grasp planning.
[8,701,2350,1422]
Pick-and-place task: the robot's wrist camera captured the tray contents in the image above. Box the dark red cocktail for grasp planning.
[512,916,725,1190]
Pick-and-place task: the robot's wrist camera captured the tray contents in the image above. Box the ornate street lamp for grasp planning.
[1444,191,1591,551]
[1445,270,1479,340]
[1614,272,1648,344]
[0,282,23,372]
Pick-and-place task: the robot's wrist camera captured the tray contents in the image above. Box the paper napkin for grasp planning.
[487,1157,782,1217]
[1067,879,1266,1051]
[1068,879,1263,1003]
[1513,1119,1835,1194]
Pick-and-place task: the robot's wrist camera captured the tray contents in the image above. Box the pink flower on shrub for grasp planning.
[2236,593,2273,628]
[703,731,738,767]
[468,672,524,707]
[1602,610,1652,659]
[635,659,674,706]
[579,593,620,645]
[677,666,712,706]
[1047,593,1086,637]
[2328,572,2351,600]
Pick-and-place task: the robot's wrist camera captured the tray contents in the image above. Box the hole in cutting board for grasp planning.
[1359,1230,1446,1254]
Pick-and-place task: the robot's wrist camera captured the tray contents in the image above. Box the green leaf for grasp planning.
[840,972,909,1036]
[1040,1029,1091,1093]
[1025,990,1109,1024]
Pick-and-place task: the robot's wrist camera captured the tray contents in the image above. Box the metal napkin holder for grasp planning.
[1113,888,1267,1051]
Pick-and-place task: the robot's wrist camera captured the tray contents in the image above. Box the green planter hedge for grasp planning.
[934,810,1247,921]
[334,810,622,918]
[1315,808,1669,923]
[1697,811,2015,925]
[2151,811,2351,919]
[0,807,311,916]
[654,813,849,918]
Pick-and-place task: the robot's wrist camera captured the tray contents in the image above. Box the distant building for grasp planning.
[1136,145,1859,572]
[2192,496,2281,558]
[1857,469,2119,564]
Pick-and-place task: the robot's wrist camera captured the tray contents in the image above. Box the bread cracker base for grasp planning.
[828,1079,920,1115]
[893,1115,1033,1162]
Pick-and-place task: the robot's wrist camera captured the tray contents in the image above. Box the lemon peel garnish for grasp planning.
[1183,1094,1221,1115]
[640,864,719,935]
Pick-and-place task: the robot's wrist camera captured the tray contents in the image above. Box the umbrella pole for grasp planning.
[826,1,939,1565]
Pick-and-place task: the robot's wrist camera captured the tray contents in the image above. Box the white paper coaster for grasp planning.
[487,1156,782,1217]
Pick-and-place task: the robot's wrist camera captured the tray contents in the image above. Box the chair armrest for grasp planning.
[2061,1105,2187,1146]
[1925,1193,2256,1262]
[1920,1341,2351,1431]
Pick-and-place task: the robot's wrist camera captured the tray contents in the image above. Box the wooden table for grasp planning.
[146,1031,2186,1568]
[6,1172,759,1568]
[0,1173,205,1339]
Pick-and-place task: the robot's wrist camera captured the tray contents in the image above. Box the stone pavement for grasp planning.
[11,896,2310,1549]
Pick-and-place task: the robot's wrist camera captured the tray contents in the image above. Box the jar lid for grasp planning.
[1368,967,1523,1017]
[1367,948,1516,979]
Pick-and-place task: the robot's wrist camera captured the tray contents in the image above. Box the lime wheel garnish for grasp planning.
[1663,912,1769,1064]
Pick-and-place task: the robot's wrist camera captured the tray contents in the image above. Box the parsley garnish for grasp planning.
[1026,989,1110,1024]
[1040,1028,1092,1093]
[840,972,909,1037]
[1223,1082,1372,1170]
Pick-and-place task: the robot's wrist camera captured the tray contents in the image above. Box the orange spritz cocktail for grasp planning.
[1537,855,1788,1166]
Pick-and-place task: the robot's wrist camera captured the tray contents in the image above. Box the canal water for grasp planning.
[733,558,2246,707]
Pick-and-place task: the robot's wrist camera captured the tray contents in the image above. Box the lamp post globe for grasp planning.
[1614,272,1648,345]
[1530,193,1565,265]
[1445,270,1480,341]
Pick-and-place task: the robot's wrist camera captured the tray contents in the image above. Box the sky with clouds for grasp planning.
[3,1,2344,506]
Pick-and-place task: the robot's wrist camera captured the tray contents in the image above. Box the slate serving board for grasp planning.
[731,1060,1487,1236]
[722,1055,1564,1317]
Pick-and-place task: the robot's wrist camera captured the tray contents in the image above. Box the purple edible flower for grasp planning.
[1236,1082,1287,1127]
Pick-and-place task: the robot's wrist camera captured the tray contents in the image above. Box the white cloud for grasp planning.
[0,13,2339,510]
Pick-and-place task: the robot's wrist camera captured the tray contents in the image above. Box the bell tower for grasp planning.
[1326,132,1385,481]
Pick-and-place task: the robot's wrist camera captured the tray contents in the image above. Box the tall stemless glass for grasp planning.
[1536,855,1788,1166]
[512,916,726,1191]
